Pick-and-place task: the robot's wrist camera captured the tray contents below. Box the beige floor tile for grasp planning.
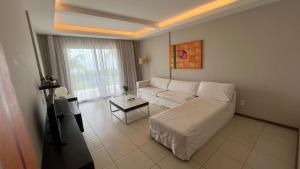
[91,149,113,169]
[260,124,297,148]
[112,119,137,135]
[151,165,161,169]
[259,133,297,150]
[105,138,137,160]
[86,136,104,152]
[204,151,243,169]
[218,139,252,162]
[129,117,149,130]
[246,150,295,169]
[234,120,264,141]
[242,164,253,169]
[229,125,262,147]
[158,154,201,169]
[252,138,296,166]
[140,140,170,163]
[98,128,128,146]
[91,122,118,135]
[217,116,239,137]
[83,131,97,140]
[205,134,226,149]
[103,163,118,169]
[263,124,297,139]
[117,125,137,135]
[128,128,151,147]
[192,144,216,165]
[115,149,154,169]
[217,122,236,137]
[82,127,97,139]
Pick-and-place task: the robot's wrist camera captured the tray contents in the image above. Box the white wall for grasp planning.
[140,0,300,128]
[0,0,46,167]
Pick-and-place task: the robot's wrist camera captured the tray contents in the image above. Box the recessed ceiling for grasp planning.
[23,0,280,40]
[55,12,146,32]
[60,0,212,22]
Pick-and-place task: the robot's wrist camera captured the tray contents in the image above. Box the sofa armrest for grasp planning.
[136,80,150,89]
[136,80,150,98]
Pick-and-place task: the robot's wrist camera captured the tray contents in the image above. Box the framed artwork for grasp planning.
[169,40,203,69]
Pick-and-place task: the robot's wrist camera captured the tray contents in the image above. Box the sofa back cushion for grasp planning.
[150,77,170,90]
[167,80,199,95]
[197,81,235,102]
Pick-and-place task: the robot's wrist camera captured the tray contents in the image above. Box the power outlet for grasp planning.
[239,99,245,106]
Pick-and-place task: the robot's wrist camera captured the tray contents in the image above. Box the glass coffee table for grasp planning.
[109,95,149,124]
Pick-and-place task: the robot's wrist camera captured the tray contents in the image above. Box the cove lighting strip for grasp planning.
[158,0,238,27]
[55,0,238,37]
[55,23,154,37]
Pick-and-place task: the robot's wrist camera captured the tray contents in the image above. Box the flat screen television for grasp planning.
[46,90,64,145]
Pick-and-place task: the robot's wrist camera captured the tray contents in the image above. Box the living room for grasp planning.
[0,0,299,169]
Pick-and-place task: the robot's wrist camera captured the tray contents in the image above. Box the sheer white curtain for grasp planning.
[59,37,124,102]
[38,35,139,102]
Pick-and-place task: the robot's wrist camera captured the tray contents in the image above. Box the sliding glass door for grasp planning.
[65,47,123,102]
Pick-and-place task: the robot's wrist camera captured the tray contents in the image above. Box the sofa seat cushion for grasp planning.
[139,87,167,96]
[157,91,195,104]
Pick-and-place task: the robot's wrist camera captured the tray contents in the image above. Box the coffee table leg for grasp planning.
[109,103,119,112]
[125,112,127,124]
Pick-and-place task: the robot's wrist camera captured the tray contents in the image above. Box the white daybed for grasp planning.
[149,81,236,160]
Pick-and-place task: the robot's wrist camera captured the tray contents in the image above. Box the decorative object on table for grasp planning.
[169,40,203,69]
[45,75,54,80]
[123,85,129,95]
[54,87,79,108]
[41,75,57,85]
[128,98,135,101]
[39,75,59,90]
[54,87,68,98]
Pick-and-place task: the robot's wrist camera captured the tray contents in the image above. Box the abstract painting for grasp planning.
[169,40,203,69]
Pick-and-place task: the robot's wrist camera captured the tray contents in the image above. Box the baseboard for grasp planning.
[235,113,299,169]
[235,113,298,131]
[297,129,299,169]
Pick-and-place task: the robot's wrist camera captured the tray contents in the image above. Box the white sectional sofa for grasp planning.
[137,77,199,108]
[137,77,236,160]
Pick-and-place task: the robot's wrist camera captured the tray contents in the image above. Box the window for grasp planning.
[65,47,123,102]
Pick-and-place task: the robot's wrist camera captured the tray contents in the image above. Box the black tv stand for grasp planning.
[42,115,94,169]
[40,83,94,169]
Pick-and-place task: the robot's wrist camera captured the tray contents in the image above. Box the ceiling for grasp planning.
[60,0,212,22]
[23,0,280,40]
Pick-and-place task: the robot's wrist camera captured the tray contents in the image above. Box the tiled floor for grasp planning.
[79,99,298,169]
